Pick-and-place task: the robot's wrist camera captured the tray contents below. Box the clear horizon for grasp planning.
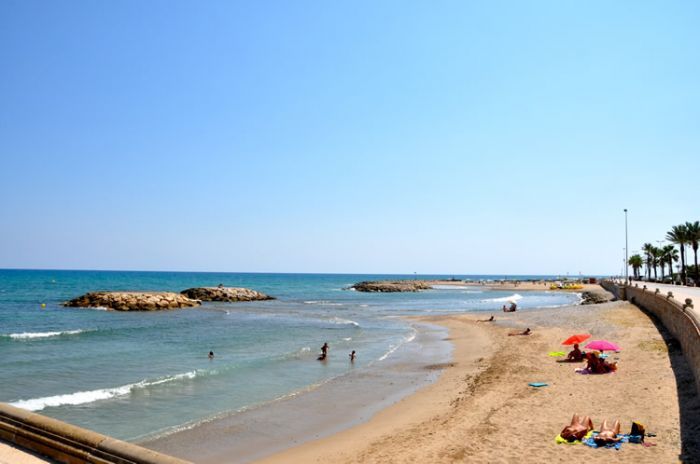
[2,1,698,275]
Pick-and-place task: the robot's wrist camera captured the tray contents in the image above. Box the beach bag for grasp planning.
[629,421,645,443]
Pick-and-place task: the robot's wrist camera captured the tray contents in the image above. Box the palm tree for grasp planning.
[686,221,700,284]
[651,246,661,281]
[628,254,643,280]
[663,245,679,282]
[658,247,666,281]
[642,243,655,280]
[666,225,689,285]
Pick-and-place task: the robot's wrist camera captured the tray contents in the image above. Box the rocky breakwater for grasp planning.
[180,287,274,302]
[64,291,201,311]
[350,280,433,293]
[580,288,614,305]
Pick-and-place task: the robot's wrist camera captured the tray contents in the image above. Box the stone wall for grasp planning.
[0,402,191,464]
[601,280,700,395]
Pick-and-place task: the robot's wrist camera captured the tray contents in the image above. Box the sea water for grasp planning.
[0,270,580,441]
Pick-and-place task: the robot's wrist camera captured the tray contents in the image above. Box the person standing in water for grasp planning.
[349,350,356,362]
[321,342,329,356]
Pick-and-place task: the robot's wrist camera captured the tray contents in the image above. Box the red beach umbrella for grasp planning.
[585,340,620,352]
[561,334,591,345]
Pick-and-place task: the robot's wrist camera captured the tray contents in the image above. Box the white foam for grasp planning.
[6,330,88,340]
[378,329,417,361]
[482,293,523,303]
[11,370,199,412]
[328,317,360,327]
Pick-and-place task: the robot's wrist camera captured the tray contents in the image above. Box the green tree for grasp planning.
[666,225,689,285]
[628,254,643,280]
[663,245,679,281]
[642,243,655,280]
[658,247,666,280]
[685,221,700,284]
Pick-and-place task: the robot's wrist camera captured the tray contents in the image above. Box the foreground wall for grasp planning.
[601,280,700,395]
[0,403,191,464]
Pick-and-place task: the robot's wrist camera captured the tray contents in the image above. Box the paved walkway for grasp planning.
[0,440,54,464]
[630,280,700,324]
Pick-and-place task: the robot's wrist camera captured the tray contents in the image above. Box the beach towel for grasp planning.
[583,433,629,450]
[555,430,593,445]
[548,351,566,357]
[528,382,548,387]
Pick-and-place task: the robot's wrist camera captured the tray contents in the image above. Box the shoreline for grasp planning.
[253,297,699,462]
[142,321,457,463]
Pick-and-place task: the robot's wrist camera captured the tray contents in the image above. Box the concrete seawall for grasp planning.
[0,403,191,464]
[601,280,700,395]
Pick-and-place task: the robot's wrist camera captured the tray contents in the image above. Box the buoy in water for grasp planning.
[41,303,46,308]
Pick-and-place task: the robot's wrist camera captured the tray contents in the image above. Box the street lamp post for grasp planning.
[624,209,629,283]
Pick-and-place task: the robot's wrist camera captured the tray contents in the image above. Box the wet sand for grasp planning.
[143,322,461,463]
[258,299,700,463]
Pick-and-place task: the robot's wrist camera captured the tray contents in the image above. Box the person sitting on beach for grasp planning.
[584,352,617,374]
[477,315,495,322]
[560,414,594,442]
[594,419,622,446]
[349,350,356,362]
[508,328,531,336]
[509,302,517,312]
[566,344,584,362]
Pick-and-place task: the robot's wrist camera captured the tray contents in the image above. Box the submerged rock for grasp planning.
[180,287,274,302]
[350,280,433,293]
[64,292,201,311]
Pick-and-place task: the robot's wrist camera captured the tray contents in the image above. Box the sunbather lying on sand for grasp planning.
[594,419,622,446]
[560,414,594,442]
[477,315,494,322]
[508,328,531,336]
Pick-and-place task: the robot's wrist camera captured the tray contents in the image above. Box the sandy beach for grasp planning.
[255,294,700,463]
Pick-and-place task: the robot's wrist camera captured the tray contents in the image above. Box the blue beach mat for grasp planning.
[528,382,548,387]
[583,433,632,450]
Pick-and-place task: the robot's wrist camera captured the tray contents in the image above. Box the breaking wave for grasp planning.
[482,293,523,303]
[328,317,360,328]
[11,371,200,412]
[4,329,91,340]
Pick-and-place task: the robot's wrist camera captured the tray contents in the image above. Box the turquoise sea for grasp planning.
[0,270,582,441]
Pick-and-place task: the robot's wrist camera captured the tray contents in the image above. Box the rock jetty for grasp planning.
[351,280,433,293]
[180,287,274,302]
[580,289,613,305]
[64,292,201,311]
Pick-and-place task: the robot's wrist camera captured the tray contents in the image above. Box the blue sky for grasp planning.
[1,1,698,274]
